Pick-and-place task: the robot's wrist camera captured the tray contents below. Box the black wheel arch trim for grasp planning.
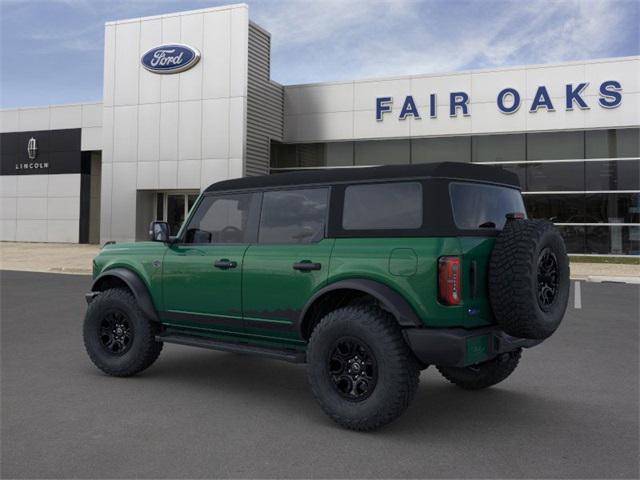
[299,279,422,333]
[90,268,160,322]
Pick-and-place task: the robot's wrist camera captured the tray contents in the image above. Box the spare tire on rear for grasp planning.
[489,218,569,340]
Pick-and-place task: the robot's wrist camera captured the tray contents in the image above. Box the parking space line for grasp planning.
[574,281,582,309]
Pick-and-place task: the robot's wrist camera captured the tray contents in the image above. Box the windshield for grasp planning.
[449,182,526,230]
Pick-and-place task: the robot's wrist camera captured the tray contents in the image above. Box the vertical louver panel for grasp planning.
[246,23,284,176]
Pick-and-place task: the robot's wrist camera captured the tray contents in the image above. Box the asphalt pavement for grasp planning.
[1,270,638,479]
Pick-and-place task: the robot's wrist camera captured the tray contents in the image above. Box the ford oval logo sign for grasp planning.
[141,44,201,74]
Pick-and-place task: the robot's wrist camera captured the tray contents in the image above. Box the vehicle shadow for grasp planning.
[132,347,573,435]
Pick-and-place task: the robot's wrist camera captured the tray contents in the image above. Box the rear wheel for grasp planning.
[307,306,420,431]
[437,349,521,390]
[83,288,162,377]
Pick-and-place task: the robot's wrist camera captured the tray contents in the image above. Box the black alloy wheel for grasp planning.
[328,337,377,401]
[537,248,559,309]
[99,310,133,355]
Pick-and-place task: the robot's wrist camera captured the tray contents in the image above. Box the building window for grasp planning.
[325,142,354,166]
[354,139,410,165]
[585,128,640,158]
[527,131,584,160]
[270,142,299,168]
[270,142,354,169]
[155,191,200,236]
[342,182,422,230]
[472,134,526,163]
[412,136,471,163]
[526,162,585,192]
[585,159,640,190]
[524,194,586,223]
[496,164,526,189]
[585,193,640,224]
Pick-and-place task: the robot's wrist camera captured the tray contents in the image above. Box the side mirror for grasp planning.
[149,221,170,242]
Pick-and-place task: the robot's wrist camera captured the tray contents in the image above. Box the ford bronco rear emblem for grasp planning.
[141,44,201,74]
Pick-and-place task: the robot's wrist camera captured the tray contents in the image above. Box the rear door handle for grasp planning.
[293,261,321,272]
[214,259,237,270]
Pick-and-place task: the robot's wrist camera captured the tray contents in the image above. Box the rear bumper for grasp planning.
[403,326,541,368]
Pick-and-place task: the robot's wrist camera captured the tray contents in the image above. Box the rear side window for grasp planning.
[342,182,422,230]
[259,188,329,244]
[450,182,525,230]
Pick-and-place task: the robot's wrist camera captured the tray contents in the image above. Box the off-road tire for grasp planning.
[307,305,420,431]
[83,288,162,377]
[489,219,569,340]
[437,349,522,390]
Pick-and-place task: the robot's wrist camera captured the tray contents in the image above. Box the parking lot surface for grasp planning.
[1,270,638,479]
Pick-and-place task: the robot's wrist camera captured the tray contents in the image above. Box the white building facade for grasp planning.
[1,3,638,254]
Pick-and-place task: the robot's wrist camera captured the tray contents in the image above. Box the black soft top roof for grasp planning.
[204,162,520,193]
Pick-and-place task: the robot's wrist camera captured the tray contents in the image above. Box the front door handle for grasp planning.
[214,259,237,270]
[293,261,321,272]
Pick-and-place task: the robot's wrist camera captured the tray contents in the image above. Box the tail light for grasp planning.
[438,256,461,305]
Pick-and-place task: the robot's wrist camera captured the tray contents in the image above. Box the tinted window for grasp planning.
[472,134,525,163]
[585,193,640,224]
[184,193,258,244]
[585,128,640,158]
[526,161,585,191]
[585,159,640,190]
[496,164,526,189]
[525,194,585,222]
[354,140,410,165]
[412,137,471,163]
[343,182,422,230]
[259,188,328,244]
[450,182,525,230]
[527,131,584,160]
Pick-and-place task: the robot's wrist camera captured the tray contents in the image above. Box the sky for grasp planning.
[0,0,638,108]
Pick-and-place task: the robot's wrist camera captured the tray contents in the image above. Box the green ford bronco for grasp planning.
[84,162,569,430]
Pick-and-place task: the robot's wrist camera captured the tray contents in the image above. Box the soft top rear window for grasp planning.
[342,182,422,230]
[450,182,525,230]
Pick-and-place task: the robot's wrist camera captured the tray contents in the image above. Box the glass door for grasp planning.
[155,191,199,236]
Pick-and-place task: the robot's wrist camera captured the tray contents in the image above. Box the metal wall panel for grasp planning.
[245,23,283,176]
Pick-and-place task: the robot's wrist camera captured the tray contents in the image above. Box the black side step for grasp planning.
[156,334,306,364]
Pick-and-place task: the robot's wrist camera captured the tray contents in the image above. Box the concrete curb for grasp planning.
[583,275,640,284]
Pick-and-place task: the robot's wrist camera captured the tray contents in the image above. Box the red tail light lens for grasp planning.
[438,256,461,305]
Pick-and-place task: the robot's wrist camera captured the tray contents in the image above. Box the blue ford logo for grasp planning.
[141,44,201,74]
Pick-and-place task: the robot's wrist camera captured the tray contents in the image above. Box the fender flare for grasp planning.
[298,278,422,333]
[91,268,159,322]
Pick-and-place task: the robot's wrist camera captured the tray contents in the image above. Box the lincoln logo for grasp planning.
[141,44,200,74]
[16,136,48,170]
[27,137,38,160]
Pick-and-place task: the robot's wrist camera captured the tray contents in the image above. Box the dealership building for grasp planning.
[0,3,638,254]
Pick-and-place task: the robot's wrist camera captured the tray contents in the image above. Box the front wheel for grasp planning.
[83,288,162,377]
[306,306,420,431]
[437,349,522,390]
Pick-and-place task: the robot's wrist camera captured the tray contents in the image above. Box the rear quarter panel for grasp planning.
[329,237,495,328]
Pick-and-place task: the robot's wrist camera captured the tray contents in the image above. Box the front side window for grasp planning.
[342,182,423,230]
[259,188,329,244]
[450,182,525,230]
[184,193,258,244]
